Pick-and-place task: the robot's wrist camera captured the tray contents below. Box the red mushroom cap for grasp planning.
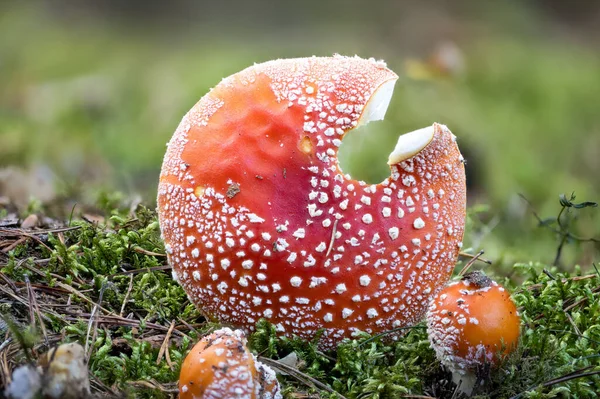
[426,272,521,374]
[158,55,466,349]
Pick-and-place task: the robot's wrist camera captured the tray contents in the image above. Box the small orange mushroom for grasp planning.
[426,271,520,395]
[179,327,281,399]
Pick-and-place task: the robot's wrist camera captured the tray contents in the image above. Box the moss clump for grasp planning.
[248,264,600,398]
[1,199,599,398]
[1,204,207,398]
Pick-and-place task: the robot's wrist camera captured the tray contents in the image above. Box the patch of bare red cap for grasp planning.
[158,55,467,349]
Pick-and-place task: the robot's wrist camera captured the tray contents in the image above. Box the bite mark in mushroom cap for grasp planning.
[158,55,467,349]
[179,327,281,399]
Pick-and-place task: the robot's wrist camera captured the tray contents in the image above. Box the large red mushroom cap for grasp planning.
[158,55,466,349]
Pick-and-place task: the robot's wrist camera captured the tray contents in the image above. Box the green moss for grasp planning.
[248,263,600,398]
[2,197,599,398]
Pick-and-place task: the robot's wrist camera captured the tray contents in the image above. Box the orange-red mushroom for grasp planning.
[179,327,281,399]
[426,271,521,394]
[158,55,467,349]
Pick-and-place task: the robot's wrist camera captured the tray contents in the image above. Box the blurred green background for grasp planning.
[1,0,599,269]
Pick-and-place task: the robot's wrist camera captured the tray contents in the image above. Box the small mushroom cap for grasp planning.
[38,342,90,399]
[426,274,521,374]
[159,55,467,349]
[179,327,281,399]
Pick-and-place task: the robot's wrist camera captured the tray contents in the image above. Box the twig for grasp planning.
[564,313,581,336]
[109,265,171,277]
[553,235,568,266]
[129,379,179,393]
[519,193,600,266]
[0,272,18,293]
[177,317,200,336]
[564,284,600,312]
[259,356,349,399]
[120,274,134,317]
[25,277,36,327]
[88,372,116,395]
[25,276,48,346]
[0,229,53,253]
[1,236,28,253]
[547,329,600,346]
[0,225,81,236]
[85,282,107,364]
[458,251,492,265]
[132,246,166,257]
[543,269,556,280]
[458,250,486,276]
[0,345,11,387]
[358,325,426,347]
[316,350,336,363]
[509,368,600,399]
[520,274,599,292]
[12,257,83,288]
[60,314,189,337]
[156,320,176,370]
[54,281,116,317]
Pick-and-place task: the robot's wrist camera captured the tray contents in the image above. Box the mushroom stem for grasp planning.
[427,272,520,396]
[452,370,477,396]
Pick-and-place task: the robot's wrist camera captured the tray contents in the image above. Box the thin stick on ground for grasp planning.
[459,251,492,265]
[119,274,134,317]
[520,274,599,292]
[509,368,600,399]
[0,226,82,236]
[25,276,48,346]
[258,356,349,399]
[518,193,600,266]
[358,325,427,347]
[129,379,179,394]
[85,282,107,364]
[156,320,176,370]
[55,281,115,317]
[458,250,487,276]
[176,317,201,336]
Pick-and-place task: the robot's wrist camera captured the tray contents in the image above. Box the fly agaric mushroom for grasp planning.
[39,342,90,399]
[179,327,281,399]
[426,271,520,395]
[158,55,466,349]
[4,342,90,399]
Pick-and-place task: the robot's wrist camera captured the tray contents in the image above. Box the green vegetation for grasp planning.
[1,2,599,398]
[1,195,598,398]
